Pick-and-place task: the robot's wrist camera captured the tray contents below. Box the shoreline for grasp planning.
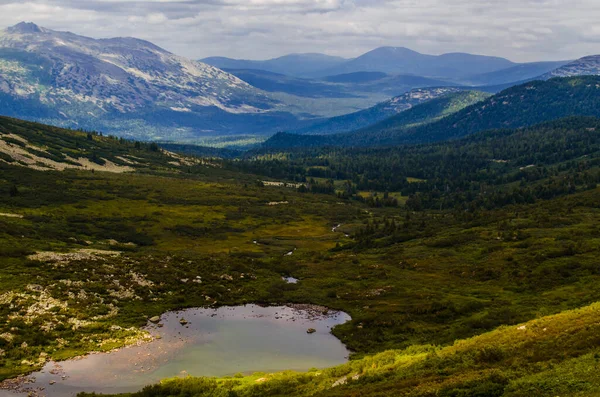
[0,303,349,396]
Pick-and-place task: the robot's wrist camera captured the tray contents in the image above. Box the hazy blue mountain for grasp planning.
[354,74,457,96]
[322,72,388,83]
[222,68,456,102]
[221,69,358,98]
[201,53,347,77]
[293,87,466,135]
[465,61,570,85]
[313,47,515,79]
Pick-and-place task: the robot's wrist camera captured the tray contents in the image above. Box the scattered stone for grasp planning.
[0,212,23,218]
[149,316,161,323]
[179,318,189,326]
[307,328,316,334]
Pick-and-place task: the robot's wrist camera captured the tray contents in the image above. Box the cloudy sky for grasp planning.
[0,0,598,62]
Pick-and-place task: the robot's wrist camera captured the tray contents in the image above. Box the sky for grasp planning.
[0,0,598,62]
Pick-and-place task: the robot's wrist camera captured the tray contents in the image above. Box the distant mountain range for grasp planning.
[221,69,360,99]
[223,68,455,99]
[203,47,570,84]
[264,76,600,149]
[313,47,516,79]
[200,53,347,78]
[0,22,598,145]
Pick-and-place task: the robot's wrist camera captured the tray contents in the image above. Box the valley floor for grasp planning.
[1,117,600,396]
[0,162,600,396]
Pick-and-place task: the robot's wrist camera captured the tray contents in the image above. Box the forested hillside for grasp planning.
[265,76,600,148]
[73,115,600,397]
[244,117,600,211]
[292,88,476,136]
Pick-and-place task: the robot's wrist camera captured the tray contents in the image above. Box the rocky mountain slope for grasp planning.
[540,55,600,79]
[0,22,299,140]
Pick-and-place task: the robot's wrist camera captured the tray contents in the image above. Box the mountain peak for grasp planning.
[7,22,44,34]
[372,46,421,55]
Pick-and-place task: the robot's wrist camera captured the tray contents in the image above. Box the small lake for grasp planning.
[1,305,351,397]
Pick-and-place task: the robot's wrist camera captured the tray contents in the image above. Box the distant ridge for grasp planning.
[201,53,348,77]
[265,76,600,148]
[540,55,600,79]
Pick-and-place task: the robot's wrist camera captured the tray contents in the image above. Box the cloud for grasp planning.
[0,0,596,62]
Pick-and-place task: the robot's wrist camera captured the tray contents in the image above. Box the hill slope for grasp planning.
[0,116,194,172]
[201,53,347,77]
[222,69,358,98]
[267,76,600,148]
[292,88,472,136]
[74,116,600,397]
[465,60,569,85]
[3,115,600,397]
[540,55,600,79]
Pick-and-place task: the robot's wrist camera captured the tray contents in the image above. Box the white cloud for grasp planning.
[0,0,597,62]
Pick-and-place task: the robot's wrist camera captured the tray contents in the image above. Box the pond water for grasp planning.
[1,305,350,397]
[282,276,299,284]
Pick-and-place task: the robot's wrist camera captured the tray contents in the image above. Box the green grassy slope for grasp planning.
[241,117,600,210]
[92,299,600,397]
[1,117,600,397]
[291,88,473,136]
[0,116,191,172]
[353,90,490,136]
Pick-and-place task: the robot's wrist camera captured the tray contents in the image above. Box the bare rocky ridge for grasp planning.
[0,22,287,139]
[540,55,600,79]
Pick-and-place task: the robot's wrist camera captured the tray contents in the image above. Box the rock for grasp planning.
[149,316,161,323]
[179,318,189,326]
[49,380,56,385]
[307,328,316,334]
